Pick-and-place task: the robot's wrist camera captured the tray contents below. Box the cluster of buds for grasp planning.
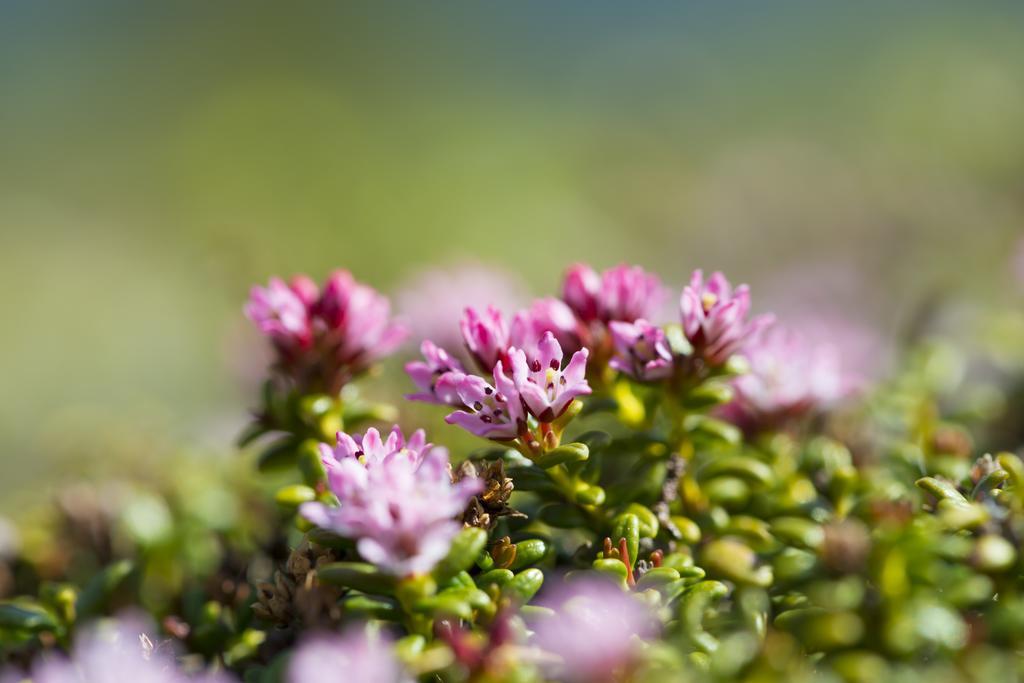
[299,427,481,576]
[245,271,407,394]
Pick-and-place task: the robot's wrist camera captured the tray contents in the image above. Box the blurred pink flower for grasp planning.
[723,321,852,430]
[679,269,772,366]
[395,263,528,355]
[300,427,480,576]
[609,319,674,381]
[531,579,657,683]
[288,627,408,683]
[562,263,664,324]
[245,270,407,393]
[22,618,232,683]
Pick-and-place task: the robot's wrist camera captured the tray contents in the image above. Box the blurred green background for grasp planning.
[2,1,1023,514]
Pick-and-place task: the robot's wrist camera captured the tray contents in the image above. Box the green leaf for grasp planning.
[509,539,548,571]
[681,382,734,410]
[592,558,629,587]
[476,569,515,588]
[636,567,682,590]
[318,562,397,595]
[76,560,133,619]
[700,455,775,487]
[340,594,400,619]
[0,601,60,633]
[683,415,741,449]
[535,443,589,469]
[623,503,660,538]
[432,527,488,584]
[274,484,316,508]
[257,438,301,472]
[575,431,613,453]
[501,568,544,604]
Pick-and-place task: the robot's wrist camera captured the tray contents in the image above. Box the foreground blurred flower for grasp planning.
[18,618,231,683]
[608,319,674,381]
[531,579,657,683]
[562,263,664,324]
[722,321,851,431]
[300,427,481,576]
[245,270,407,394]
[680,269,772,366]
[288,626,408,683]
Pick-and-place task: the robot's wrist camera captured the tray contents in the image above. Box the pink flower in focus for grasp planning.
[723,322,850,430]
[288,627,409,683]
[509,333,591,423]
[562,263,664,324]
[445,363,526,441]
[301,427,481,576]
[608,319,675,381]
[405,340,466,405]
[531,579,657,683]
[24,618,232,683]
[244,277,314,354]
[679,269,772,366]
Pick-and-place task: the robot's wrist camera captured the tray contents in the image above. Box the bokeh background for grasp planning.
[2,1,1023,515]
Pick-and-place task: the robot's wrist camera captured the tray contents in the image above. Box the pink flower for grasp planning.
[562,263,664,324]
[288,627,409,683]
[405,340,466,405]
[245,271,407,393]
[515,298,583,356]
[679,269,772,366]
[23,618,233,683]
[531,579,657,683]
[460,306,513,372]
[509,333,591,423]
[244,277,314,354]
[445,363,526,441]
[722,322,850,430]
[300,427,481,576]
[315,270,408,372]
[608,319,675,381]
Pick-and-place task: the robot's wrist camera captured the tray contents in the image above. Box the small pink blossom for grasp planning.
[445,363,526,441]
[531,579,657,683]
[405,340,466,405]
[460,306,513,372]
[314,270,408,372]
[288,627,409,683]
[609,319,674,381]
[301,427,480,576]
[679,269,772,366]
[509,333,591,423]
[562,263,664,324]
[244,277,314,354]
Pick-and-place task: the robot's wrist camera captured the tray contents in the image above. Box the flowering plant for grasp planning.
[6,261,1024,683]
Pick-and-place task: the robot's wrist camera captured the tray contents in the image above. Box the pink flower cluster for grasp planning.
[720,321,852,431]
[245,271,407,394]
[406,264,669,445]
[299,427,480,576]
[609,269,772,381]
[9,618,233,683]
